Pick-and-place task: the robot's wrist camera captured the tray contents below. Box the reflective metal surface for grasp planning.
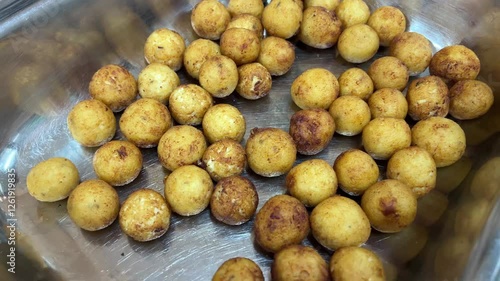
[0,0,499,280]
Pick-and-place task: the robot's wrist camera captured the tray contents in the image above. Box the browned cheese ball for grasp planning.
[368,56,409,91]
[368,88,408,119]
[299,6,342,49]
[338,68,374,100]
[330,247,386,281]
[191,0,230,40]
[291,68,339,109]
[337,24,379,63]
[236,63,272,100]
[329,96,371,136]
[227,14,264,39]
[305,0,341,11]
[199,55,239,98]
[429,45,481,83]
[144,28,185,71]
[362,117,411,160]
[220,28,260,66]
[213,257,264,281]
[411,117,466,167]
[254,195,309,253]
[210,175,258,225]
[390,32,433,76]
[361,179,417,233]
[470,157,500,200]
[157,125,207,171]
[202,104,246,143]
[335,0,370,28]
[311,195,371,250]
[119,98,173,148]
[262,0,303,39]
[138,63,180,104]
[272,245,329,281]
[289,108,335,155]
[227,0,264,18]
[334,149,379,196]
[449,80,494,120]
[367,6,406,46]
[168,84,213,125]
[93,140,143,186]
[183,39,221,80]
[258,36,296,76]
[406,75,449,121]
[88,64,137,112]
[246,128,297,177]
[202,139,246,182]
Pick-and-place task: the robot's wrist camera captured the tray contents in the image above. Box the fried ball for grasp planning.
[368,88,407,119]
[199,55,239,98]
[338,68,374,100]
[262,0,303,39]
[272,245,329,281]
[191,0,230,40]
[67,179,119,231]
[299,6,342,49]
[93,140,143,186]
[210,176,258,225]
[333,149,379,196]
[144,28,185,71]
[88,64,137,112]
[328,96,371,136]
[311,196,371,250]
[368,56,409,91]
[227,14,264,39]
[434,235,471,281]
[119,189,170,241]
[119,98,173,148]
[227,0,264,18]
[470,157,500,200]
[220,28,260,66]
[289,108,335,155]
[27,157,79,202]
[254,195,310,253]
[367,6,406,46]
[449,80,494,120]
[429,45,481,82]
[337,24,379,63]
[286,159,338,207]
[202,104,246,144]
[362,117,411,160]
[305,0,341,11]
[454,199,491,239]
[389,32,433,76]
[330,247,386,281]
[67,99,116,147]
[411,117,466,167]
[183,39,221,80]
[164,165,213,216]
[291,68,339,109]
[168,84,213,125]
[236,63,272,100]
[137,63,180,104]
[157,125,207,171]
[213,257,264,281]
[406,75,449,121]
[335,0,370,28]
[258,36,295,76]
[246,128,297,177]
[202,139,246,182]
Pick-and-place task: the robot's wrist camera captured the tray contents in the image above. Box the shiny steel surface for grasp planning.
[0,0,499,280]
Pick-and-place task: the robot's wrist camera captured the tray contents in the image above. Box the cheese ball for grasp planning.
[210,175,258,225]
[367,6,406,46]
[311,196,371,250]
[334,149,379,196]
[67,179,119,231]
[258,36,295,76]
[449,80,494,120]
[183,39,221,80]
[329,96,371,136]
[144,28,185,71]
[407,76,449,121]
[67,99,116,147]
[335,0,370,28]
[236,63,272,100]
[157,125,207,171]
[291,68,339,110]
[289,108,335,155]
[202,104,246,144]
[254,195,310,253]
[164,165,213,216]
[285,159,338,207]
[93,140,143,186]
[368,56,409,91]
[202,139,246,182]
[246,128,297,177]
[454,199,491,239]
[305,0,341,11]
[220,28,260,66]
[168,84,213,125]
[470,157,500,200]
[227,0,264,18]
[337,24,379,63]
[262,0,303,39]
[429,45,481,83]
[299,6,342,49]
[362,117,411,160]
[119,189,170,241]
[330,247,386,281]
[88,64,137,112]
[390,32,433,76]
[411,117,466,167]
[368,88,407,119]
[199,55,238,98]
[227,14,264,39]
[338,68,374,100]
[272,245,329,281]
[27,157,79,202]
[434,235,471,281]
[119,98,173,148]
[191,0,230,40]
[213,257,264,281]
[138,63,180,104]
